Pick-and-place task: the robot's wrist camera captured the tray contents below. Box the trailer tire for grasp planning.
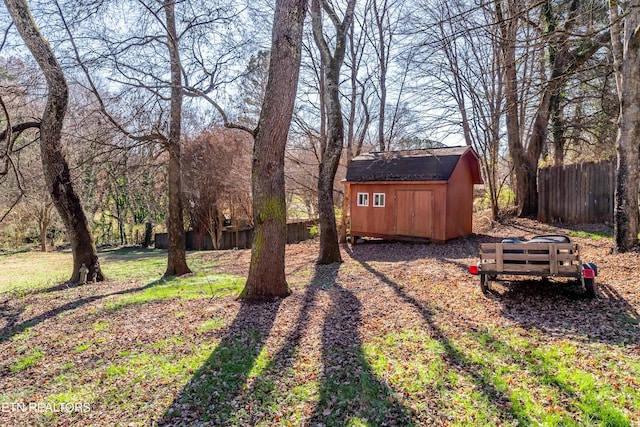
[480,274,490,295]
[584,277,597,299]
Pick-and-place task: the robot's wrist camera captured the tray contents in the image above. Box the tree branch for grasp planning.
[0,121,41,144]
[53,0,168,146]
[182,85,256,136]
[310,0,332,65]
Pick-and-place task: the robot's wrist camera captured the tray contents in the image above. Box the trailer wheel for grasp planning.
[480,274,490,295]
[584,277,597,298]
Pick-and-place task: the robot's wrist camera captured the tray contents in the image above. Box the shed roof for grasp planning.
[346,146,482,183]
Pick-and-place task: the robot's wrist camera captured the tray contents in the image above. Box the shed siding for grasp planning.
[349,182,447,241]
[445,154,474,240]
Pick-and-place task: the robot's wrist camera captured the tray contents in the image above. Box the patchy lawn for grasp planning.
[0,217,639,426]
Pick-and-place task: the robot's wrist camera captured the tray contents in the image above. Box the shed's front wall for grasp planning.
[349,182,447,241]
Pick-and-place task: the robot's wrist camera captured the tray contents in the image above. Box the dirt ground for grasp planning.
[1,215,639,426]
[202,214,640,347]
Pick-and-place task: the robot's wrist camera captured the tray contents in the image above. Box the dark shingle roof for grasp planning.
[346,146,471,182]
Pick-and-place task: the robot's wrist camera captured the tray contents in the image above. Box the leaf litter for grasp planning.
[0,215,638,426]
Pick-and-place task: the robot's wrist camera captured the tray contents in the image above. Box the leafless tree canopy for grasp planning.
[1,0,638,277]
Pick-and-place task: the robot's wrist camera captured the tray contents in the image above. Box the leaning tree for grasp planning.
[3,0,104,282]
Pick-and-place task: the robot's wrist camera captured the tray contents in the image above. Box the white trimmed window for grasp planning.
[373,193,386,207]
[357,192,369,206]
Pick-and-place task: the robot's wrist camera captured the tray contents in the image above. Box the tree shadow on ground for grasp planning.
[347,246,528,425]
[158,263,413,426]
[97,246,165,261]
[497,218,557,235]
[349,245,637,423]
[494,279,640,346]
[0,278,167,345]
[308,264,414,425]
[158,300,282,425]
[0,297,24,341]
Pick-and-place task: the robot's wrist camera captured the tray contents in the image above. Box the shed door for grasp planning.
[395,190,433,238]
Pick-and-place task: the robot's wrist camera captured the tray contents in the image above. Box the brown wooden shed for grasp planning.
[344,146,483,242]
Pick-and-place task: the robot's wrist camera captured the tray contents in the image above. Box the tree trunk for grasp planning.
[495,0,544,217]
[39,217,47,252]
[215,207,224,250]
[240,0,307,301]
[316,66,344,263]
[496,0,546,217]
[551,92,566,166]
[163,0,191,276]
[311,0,355,264]
[341,23,358,245]
[316,58,344,262]
[317,150,342,263]
[373,0,387,152]
[37,204,51,253]
[143,222,153,248]
[339,186,349,244]
[496,0,533,216]
[4,0,104,283]
[610,0,640,252]
[496,0,601,216]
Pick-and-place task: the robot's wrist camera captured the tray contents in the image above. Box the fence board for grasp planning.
[155,219,318,250]
[538,160,614,225]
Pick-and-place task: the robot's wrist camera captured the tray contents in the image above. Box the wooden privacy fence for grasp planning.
[154,219,318,250]
[538,160,614,224]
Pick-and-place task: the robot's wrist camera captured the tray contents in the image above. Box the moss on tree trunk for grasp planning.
[240,0,307,301]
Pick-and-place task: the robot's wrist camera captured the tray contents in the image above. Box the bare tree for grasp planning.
[339,3,372,242]
[3,0,104,282]
[55,0,247,275]
[368,0,401,151]
[162,0,191,275]
[493,0,611,216]
[409,0,506,220]
[19,153,57,252]
[609,0,640,252]
[0,58,42,223]
[239,0,308,300]
[311,0,356,264]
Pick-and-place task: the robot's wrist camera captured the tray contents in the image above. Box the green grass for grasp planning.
[103,274,244,312]
[0,251,70,294]
[74,341,92,352]
[99,247,168,280]
[0,247,249,421]
[92,320,110,332]
[11,348,44,372]
[0,238,638,426]
[196,317,225,333]
[364,327,639,426]
[567,230,613,240]
[89,340,220,412]
[0,246,239,296]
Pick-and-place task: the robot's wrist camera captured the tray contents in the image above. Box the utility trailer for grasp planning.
[469,235,597,298]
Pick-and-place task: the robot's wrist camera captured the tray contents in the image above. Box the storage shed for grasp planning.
[344,146,483,242]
